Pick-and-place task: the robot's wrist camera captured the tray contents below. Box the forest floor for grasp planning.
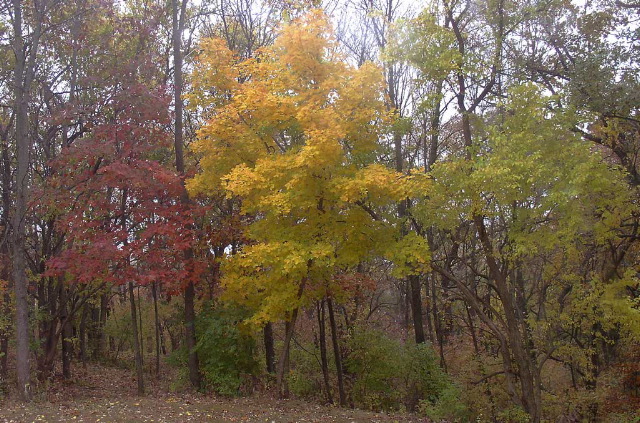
[0,362,429,423]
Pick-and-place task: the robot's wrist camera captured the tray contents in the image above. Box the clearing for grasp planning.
[0,364,428,422]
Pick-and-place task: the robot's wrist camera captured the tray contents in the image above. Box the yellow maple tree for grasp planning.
[187,9,430,392]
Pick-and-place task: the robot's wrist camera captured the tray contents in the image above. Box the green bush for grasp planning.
[345,327,467,420]
[346,329,405,410]
[194,303,258,396]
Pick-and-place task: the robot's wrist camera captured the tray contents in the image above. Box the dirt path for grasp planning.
[0,364,429,422]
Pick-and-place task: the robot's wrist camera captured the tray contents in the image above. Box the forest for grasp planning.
[0,0,638,422]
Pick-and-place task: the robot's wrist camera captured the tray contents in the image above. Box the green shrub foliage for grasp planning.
[195,303,258,396]
[345,328,464,418]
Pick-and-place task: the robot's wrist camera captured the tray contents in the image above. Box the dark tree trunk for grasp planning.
[153,282,161,376]
[317,300,333,404]
[263,322,275,374]
[409,275,425,344]
[275,274,308,398]
[276,317,297,398]
[172,0,200,390]
[424,276,434,343]
[60,286,73,380]
[129,282,144,395]
[137,286,144,366]
[327,297,346,406]
[37,278,59,378]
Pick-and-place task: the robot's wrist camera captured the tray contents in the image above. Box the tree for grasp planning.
[171,0,202,391]
[188,9,430,397]
[390,1,640,420]
[10,0,47,401]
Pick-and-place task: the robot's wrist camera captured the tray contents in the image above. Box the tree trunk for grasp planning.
[327,297,346,406]
[424,276,434,343]
[275,273,309,397]
[409,275,425,344]
[276,316,297,398]
[11,0,41,400]
[172,0,200,390]
[153,282,161,377]
[137,286,144,366]
[129,282,144,395]
[317,299,333,404]
[263,322,275,374]
[60,286,73,380]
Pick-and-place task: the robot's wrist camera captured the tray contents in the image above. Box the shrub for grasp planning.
[194,303,258,396]
[345,327,467,420]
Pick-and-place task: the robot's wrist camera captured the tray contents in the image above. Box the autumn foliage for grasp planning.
[1,1,639,422]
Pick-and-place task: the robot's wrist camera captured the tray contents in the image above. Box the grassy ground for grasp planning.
[0,364,429,422]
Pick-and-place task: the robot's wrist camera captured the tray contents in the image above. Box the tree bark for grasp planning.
[276,317,297,398]
[327,297,346,406]
[11,0,42,400]
[137,286,144,366]
[409,275,425,344]
[317,299,333,404]
[60,286,73,380]
[129,282,144,395]
[153,282,161,376]
[172,0,200,390]
[263,322,276,374]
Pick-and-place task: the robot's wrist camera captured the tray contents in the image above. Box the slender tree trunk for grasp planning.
[317,299,333,404]
[137,286,144,366]
[152,282,161,376]
[276,273,309,397]
[394,121,425,342]
[60,286,73,380]
[129,282,144,395]
[327,297,346,406]
[409,275,425,344]
[263,322,275,374]
[424,276,434,343]
[276,315,297,398]
[172,0,200,390]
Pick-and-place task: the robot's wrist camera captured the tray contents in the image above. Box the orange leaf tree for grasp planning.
[188,9,430,393]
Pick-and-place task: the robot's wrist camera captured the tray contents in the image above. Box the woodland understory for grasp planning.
[0,0,639,422]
